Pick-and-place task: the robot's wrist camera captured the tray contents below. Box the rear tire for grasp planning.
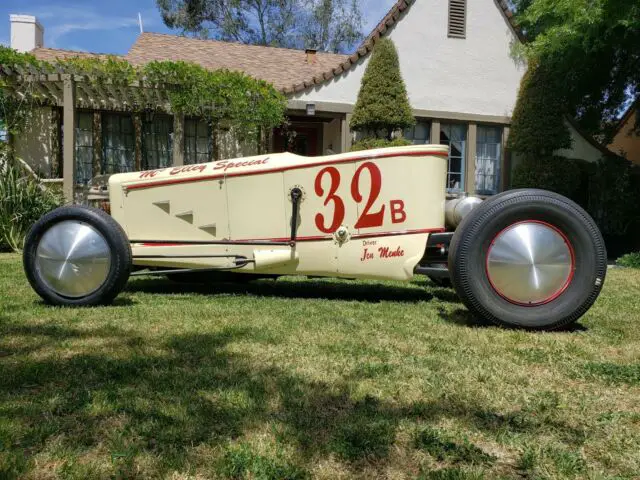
[23,206,131,306]
[449,189,606,330]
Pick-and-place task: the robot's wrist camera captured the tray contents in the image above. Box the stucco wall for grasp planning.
[555,121,605,162]
[608,110,640,165]
[323,118,342,154]
[14,107,55,177]
[292,0,525,118]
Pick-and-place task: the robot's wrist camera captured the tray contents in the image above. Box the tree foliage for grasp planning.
[156,0,363,53]
[350,137,412,152]
[511,155,583,200]
[0,157,62,252]
[0,48,42,145]
[349,38,415,140]
[301,0,363,53]
[513,0,640,139]
[508,61,572,156]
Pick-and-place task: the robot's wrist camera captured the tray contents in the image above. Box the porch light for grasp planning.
[306,103,316,116]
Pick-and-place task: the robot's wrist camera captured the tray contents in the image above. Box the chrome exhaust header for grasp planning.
[445,195,484,229]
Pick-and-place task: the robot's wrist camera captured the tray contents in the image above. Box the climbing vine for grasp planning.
[0,46,287,154]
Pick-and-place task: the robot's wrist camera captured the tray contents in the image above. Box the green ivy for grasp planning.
[142,61,286,139]
[0,46,287,149]
[0,47,45,145]
[61,56,138,86]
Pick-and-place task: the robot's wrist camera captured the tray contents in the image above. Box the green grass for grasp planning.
[1,253,639,479]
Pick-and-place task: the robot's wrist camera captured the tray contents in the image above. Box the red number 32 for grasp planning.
[314,166,346,233]
[314,162,394,233]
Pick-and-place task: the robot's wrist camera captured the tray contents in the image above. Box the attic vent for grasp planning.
[448,0,467,38]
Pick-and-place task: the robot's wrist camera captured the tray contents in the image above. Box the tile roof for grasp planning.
[32,48,118,62]
[126,32,347,91]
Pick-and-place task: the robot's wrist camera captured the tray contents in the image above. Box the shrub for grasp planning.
[0,158,62,252]
[350,37,415,139]
[511,154,640,256]
[583,156,640,238]
[350,137,412,152]
[511,155,583,200]
[617,252,640,269]
[508,61,572,156]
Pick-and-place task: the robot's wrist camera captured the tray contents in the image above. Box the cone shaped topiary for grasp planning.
[508,61,572,157]
[350,37,415,139]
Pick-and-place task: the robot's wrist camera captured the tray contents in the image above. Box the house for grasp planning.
[608,99,640,165]
[4,0,608,202]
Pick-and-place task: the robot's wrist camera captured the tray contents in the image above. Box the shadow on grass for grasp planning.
[32,296,137,308]
[125,276,437,304]
[0,323,587,478]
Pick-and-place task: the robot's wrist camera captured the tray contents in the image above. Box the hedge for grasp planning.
[350,138,412,152]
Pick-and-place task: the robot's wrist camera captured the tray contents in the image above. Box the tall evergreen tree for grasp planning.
[508,61,572,156]
[350,37,415,140]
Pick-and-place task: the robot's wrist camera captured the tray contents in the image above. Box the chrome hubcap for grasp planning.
[35,221,111,298]
[486,221,574,305]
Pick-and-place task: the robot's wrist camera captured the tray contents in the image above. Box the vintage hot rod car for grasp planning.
[23,145,607,330]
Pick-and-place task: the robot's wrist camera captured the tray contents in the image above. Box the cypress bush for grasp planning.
[350,37,415,141]
[511,155,584,200]
[584,156,640,239]
[508,62,572,156]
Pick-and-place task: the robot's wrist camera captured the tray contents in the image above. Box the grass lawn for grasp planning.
[1,253,639,479]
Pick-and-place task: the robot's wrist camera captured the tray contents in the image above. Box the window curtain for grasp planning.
[143,115,173,170]
[475,126,502,195]
[440,123,467,192]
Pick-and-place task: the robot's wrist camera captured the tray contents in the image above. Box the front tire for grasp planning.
[23,206,131,306]
[449,189,607,330]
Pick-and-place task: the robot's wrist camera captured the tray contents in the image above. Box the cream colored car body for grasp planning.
[108,145,449,281]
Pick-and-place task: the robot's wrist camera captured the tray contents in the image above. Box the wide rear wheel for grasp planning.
[449,189,607,330]
[23,206,131,306]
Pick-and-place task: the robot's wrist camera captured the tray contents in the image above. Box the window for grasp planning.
[102,114,135,174]
[404,121,431,144]
[448,0,467,38]
[440,123,467,192]
[184,118,211,164]
[75,112,94,185]
[143,114,173,170]
[475,125,502,195]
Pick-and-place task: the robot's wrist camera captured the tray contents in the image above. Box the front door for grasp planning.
[273,125,321,156]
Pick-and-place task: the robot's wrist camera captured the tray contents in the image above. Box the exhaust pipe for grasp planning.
[445,196,484,229]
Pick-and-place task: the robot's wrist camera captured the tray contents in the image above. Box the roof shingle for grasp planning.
[126,32,347,91]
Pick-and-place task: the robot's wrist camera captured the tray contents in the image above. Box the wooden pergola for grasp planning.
[1,64,187,202]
